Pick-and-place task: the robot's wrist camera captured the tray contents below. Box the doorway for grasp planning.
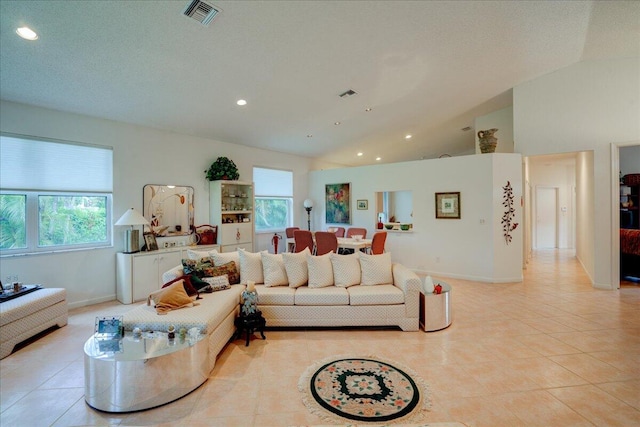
[535,187,558,249]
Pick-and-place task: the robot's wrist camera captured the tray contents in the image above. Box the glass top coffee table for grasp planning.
[84,331,208,412]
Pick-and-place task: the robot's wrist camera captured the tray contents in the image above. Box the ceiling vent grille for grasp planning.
[339,89,357,98]
[183,0,220,26]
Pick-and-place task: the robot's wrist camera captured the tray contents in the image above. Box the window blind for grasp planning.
[0,135,113,192]
[253,167,293,197]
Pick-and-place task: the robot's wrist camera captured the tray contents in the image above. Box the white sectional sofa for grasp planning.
[122,248,421,374]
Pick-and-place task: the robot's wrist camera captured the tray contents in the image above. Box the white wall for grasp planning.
[0,100,337,307]
[475,106,514,154]
[619,145,640,176]
[514,57,640,288]
[309,153,523,282]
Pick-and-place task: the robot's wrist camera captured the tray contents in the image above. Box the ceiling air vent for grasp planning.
[183,0,220,26]
[339,89,357,98]
[461,126,472,132]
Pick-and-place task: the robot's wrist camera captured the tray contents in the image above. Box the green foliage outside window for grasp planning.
[0,194,27,249]
[38,195,107,246]
[254,198,290,231]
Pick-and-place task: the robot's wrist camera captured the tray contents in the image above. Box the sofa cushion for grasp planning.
[148,281,197,315]
[198,261,240,285]
[239,249,266,284]
[359,252,393,286]
[294,286,349,306]
[210,250,240,267]
[307,253,334,288]
[162,274,199,297]
[255,284,295,305]
[187,248,212,260]
[261,253,288,287]
[282,248,310,288]
[330,252,361,287]
[182,257,214,277]
[200,275,231,292]
[348,284,404,305]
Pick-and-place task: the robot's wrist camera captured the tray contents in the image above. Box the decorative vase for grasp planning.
[477,128,498,153]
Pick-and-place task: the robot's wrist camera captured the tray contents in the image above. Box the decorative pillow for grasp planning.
[239,249,266,284]
[181,257,213,276]
[200,275,231,292]
[147,280,197,315]
[307,252,334,288]
[162,274,199,296]
[199,261,240,285]
[261,253,288,287]
[330,252,361,287]
[210,250,240,267]
[359,251,393,286]
[283,248,310,288]
[187,248,212,260]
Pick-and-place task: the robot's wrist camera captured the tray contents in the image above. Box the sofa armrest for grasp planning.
[392,263,421,319]
[161,265,184,284]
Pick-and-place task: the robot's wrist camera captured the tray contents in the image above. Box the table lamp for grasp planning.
[303,199,313,231]
[115,208,150,253]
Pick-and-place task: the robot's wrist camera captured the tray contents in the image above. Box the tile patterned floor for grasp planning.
[1,249,639,426]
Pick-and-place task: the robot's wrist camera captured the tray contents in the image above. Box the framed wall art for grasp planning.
[357,199,368,210]
[325,183,351,224]
[435,192,460,219]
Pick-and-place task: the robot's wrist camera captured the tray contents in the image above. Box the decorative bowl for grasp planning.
[352,235,363,241]
[400,224,410,231]
[384,224,394,230]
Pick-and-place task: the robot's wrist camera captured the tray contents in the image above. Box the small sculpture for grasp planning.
[241,281,259,316]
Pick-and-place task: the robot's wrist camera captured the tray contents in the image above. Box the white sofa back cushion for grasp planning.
[187,249,212,260]
[307,252,334,288]
[239,249,266,284]
[330,253,361,287]
[282,248,310,288]
[261,253,288,287]
[359,252,393,285]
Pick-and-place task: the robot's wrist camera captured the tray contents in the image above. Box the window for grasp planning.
[0,134,113,255]
[253,167,293,232]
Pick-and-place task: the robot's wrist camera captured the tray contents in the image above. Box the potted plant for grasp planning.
[205,157,240,181]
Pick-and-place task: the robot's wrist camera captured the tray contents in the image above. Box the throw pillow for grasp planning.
[307,252,334,288]
[282,247,310,288]
[210,250,240,267]
[359,251,393,286]
[239,249,266,284]
[187,248,212,260]
[162,274,199,296]
[199,261,240,285]
[181,257,214,277]
[261,252,289,287]
[147,280,197,315]
[330,252,361,287]
[200,275,231,292]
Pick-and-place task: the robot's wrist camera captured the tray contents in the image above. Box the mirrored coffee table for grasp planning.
[84,331,207,412]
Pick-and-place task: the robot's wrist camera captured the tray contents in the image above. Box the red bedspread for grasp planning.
[620,229,640,256]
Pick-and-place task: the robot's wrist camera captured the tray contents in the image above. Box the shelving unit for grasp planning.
[209,180,254,252]
[620,182,639,229]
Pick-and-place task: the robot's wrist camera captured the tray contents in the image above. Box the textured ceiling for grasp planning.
[1,1,638,166]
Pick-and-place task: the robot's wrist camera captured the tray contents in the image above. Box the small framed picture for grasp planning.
[144,232,158,251]
[357,199,368,210]
[435,192,461,219]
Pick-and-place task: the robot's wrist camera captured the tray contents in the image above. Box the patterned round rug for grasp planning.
[298,355,430,424]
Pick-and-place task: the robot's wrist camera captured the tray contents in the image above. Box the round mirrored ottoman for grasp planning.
[84,331,208,412]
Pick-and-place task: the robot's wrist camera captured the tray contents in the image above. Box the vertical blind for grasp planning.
[253,167,293,197]
[0,134,113,192]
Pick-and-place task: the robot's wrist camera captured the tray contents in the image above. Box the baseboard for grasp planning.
[67,294,116,309]
[412,269,522,283]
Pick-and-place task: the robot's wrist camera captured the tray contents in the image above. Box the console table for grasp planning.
[84,331,207,412]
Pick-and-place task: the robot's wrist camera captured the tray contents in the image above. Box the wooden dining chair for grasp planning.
[285,227,300,252]
[314,231,338,256]
[333,227,346,237]
[346,227,367,238]
[294,230,314,254]
[369,231,387,255]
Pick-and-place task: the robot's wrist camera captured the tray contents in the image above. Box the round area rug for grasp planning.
[298,355,430,424]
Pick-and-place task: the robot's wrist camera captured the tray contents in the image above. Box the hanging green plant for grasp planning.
[205,157,240,181]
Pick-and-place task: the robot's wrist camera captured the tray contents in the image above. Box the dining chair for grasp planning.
[369,231,387,255]
[346,227,367,238]
[294,230,314,254]
[333,227,346,237]
[285,227,300,252]
[314,231,338,256]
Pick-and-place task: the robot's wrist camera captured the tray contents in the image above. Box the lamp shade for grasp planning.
[303,199,314,209]
[115,208,149,226]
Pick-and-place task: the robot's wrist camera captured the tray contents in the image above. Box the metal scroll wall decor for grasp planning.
[501,181,518,244]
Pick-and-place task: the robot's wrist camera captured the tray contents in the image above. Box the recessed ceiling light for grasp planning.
[236,99,247,106]
[365,108,372,112]
[334,121,341,125]
[405,134,412,140]
[307,134,313,138]
[376,157,381,161]
[357,152,363,157]
[16,26,38,41]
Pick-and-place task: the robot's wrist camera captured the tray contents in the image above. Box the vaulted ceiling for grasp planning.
[1,1,638,166]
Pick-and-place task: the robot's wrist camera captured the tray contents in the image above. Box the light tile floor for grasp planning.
[1,249,639,426]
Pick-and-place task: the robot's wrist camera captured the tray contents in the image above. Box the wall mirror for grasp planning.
[143,185,194,236]
[375,191,413,225]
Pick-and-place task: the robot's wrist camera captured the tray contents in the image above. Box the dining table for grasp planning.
[286,236,372,253]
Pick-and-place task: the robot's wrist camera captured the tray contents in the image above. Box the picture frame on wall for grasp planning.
[325,183,351,224]
[144,232,159,251]
[435,192,461,219]
[357,199,368,210]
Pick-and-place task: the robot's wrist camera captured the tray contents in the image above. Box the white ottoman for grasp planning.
[0,288,68,359]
